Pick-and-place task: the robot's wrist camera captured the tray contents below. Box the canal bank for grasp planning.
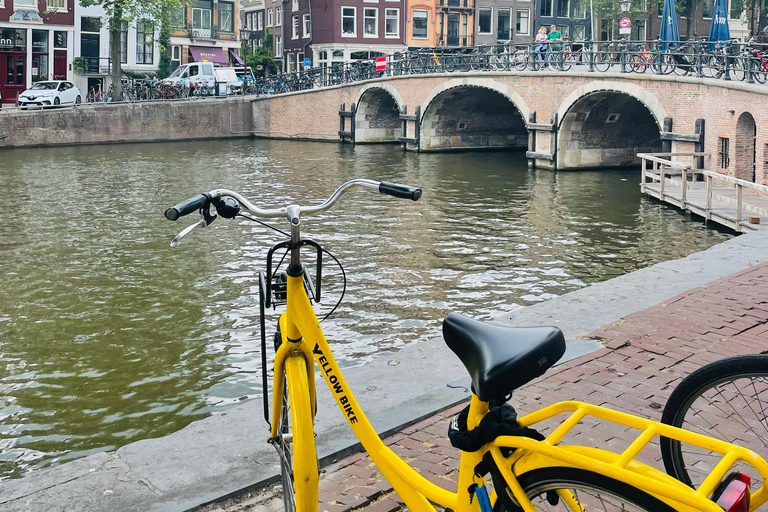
[2,227,768,512]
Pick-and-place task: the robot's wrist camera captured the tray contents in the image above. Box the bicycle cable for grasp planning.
[236,213,346,322]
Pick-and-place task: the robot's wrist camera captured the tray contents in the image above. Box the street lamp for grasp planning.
[619,0,631,12]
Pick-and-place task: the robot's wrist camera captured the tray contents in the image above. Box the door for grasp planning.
[447,14,460,46]
[80,33,100,73]
[1,54,26,103]
[53,50,67,80]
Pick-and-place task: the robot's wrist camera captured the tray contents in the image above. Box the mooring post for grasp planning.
[661,117,673,154]
[527,111,536,168]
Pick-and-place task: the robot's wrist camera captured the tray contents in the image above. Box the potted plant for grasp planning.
[73,57,87,74]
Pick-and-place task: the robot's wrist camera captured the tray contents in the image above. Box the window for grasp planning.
[478,8,492,34]
[47,0,67,11]
[14,0,36,8]
[171,7,187,29]
[342,7,356,36]
[193,1,213,30]
[540,0,552,17]
[516,9,530,35]
[136,21,154,65]
[719,137,730,168]
[219,2,234,33]
[730,0,743,19]
[497,8,511,40]
[572,0,586,18]
[364,8,378,37]
[573,24,587,40]
[276,7,282,26]
[557,24,569,37]
[385,8,399,37]
[702,0,714,18]
[120,21,128,64]
[292,15,299,38]
[557,0,569,17]
[297,52,304,69]
[54,31,67,49]
[412,10,428,38]
[268,8,274,26]
[258,12,264,29]
[274,35,282,56]
[81,17,102,33]
[303,13,311,37]
[292,0,299,10]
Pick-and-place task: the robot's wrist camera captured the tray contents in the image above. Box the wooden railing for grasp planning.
[639,152,768,233]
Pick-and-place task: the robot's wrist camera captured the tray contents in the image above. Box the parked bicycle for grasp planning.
[165,181,768,512]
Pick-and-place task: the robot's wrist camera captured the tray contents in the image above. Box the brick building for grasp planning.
[169,0,242,70]
[534,0,591,42]
[283,0,310,72]
[474,0,534,45]
[0,0,75,103]
[240,0,265,53]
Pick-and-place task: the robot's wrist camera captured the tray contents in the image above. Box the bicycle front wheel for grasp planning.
[494,467,677,511]
[660,354,768,489]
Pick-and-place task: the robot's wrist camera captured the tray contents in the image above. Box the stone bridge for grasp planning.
[249,71,768,182]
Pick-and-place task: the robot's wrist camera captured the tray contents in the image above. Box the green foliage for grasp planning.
[72,57,87,74]
[244,34,278,76]
[592,0,663,36]
[158,4,173,78]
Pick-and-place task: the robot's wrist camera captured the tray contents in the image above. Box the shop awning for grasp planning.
[229,49,244,66]
[189,46,227,65]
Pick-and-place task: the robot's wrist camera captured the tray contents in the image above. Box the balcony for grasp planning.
[437,0,474,11]
[189,28,216,41]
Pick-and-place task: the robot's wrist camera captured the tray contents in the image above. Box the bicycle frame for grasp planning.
[271,273,768,512]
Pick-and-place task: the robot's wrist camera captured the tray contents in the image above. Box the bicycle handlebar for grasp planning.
[165,179,423,223]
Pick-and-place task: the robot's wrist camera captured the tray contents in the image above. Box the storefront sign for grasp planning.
[54,31,67,49]
[0,29,27,52]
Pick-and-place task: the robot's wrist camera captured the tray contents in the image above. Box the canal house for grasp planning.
[0,0,75,104]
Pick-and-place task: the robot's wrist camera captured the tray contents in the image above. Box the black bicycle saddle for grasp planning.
[443,313,566,401]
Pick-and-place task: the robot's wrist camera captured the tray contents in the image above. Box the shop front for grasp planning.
[0,27,72,103]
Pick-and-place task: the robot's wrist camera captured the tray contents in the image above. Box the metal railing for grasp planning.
[248,38,768,97]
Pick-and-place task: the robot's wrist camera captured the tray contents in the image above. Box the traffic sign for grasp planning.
[303,57,312,69]
[375,56,387,71]
[619,17,631,29]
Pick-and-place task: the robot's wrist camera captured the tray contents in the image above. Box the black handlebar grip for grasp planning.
[165,194,209,221]
[378,182,422,201]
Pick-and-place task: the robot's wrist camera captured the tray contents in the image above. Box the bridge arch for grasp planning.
[557,82,666,168]
[354,84,404,143]
[419,79,530,152]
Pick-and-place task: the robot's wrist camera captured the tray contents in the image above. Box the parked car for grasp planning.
[16,81,81,109]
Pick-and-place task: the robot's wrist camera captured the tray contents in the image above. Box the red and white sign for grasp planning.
[375,57,387,71]
[619,17,631,29]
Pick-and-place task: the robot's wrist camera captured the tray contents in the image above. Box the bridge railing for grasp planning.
[639,152,768,232]
[247,38,768,97]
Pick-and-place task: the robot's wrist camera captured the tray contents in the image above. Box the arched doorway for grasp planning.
[734,112,756,182]
[419,86,528,151]
[558,91,662,169]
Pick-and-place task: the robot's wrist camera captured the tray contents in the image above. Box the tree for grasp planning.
[245,34,277,77]
[79,0,186,99]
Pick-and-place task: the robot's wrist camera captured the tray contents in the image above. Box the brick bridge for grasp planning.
[248,71,767,182]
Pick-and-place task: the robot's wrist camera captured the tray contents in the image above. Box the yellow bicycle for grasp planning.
[166,179,768,512]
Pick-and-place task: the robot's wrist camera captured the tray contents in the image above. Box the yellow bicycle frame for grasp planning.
[269,273,768,512]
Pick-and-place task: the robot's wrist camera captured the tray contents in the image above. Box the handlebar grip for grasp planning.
[165,194,209,221]
[378,182,422,201]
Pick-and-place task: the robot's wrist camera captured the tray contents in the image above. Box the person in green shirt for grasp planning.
[546,24,563,67]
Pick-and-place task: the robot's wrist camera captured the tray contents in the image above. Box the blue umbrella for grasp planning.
[708,0,731,49]
[659,0,679,50]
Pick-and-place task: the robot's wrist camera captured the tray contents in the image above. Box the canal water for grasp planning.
[0,139,732,479]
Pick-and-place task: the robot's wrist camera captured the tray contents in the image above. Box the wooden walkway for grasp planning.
[639,153,768,233]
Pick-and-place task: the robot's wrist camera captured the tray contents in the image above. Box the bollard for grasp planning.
[587,40,595,72]
[695,46,704,78]
[723,42,732,81]
[747,51,755,84]
[620,41,628,73]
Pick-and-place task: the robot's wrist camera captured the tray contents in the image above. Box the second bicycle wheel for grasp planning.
[492,467,677,511]
[660,354,768,492]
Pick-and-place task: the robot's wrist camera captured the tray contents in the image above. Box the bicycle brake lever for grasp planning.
[170,218,207,248]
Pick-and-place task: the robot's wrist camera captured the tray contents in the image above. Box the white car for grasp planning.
[17,81,81,109]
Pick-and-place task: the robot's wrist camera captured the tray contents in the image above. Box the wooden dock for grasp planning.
[639,153,768,233]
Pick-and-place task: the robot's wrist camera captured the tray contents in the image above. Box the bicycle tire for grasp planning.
[731,56,747,81]
[559,52,572,72]
[755,61,768,84]
[514,53,530,71]
[492,467,677,511]
[594,53,611,72]
[660,353,768,489]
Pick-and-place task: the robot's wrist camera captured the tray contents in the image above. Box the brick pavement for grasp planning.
[204,261,768,512]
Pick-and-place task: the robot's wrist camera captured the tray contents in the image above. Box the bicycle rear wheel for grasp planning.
[493,467,676,511]
[594,52,611,72]
[660,354,768,490]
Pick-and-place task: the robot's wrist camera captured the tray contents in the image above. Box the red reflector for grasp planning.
[715,473,751,512]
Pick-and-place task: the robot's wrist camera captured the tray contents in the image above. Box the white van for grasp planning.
[165,62,217,87]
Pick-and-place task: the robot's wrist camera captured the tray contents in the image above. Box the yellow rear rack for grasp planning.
[490,401,768,512]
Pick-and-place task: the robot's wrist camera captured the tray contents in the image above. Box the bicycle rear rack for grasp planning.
[491,401,768,512]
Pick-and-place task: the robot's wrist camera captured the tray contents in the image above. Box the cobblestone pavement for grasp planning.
[200,262,768,512]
